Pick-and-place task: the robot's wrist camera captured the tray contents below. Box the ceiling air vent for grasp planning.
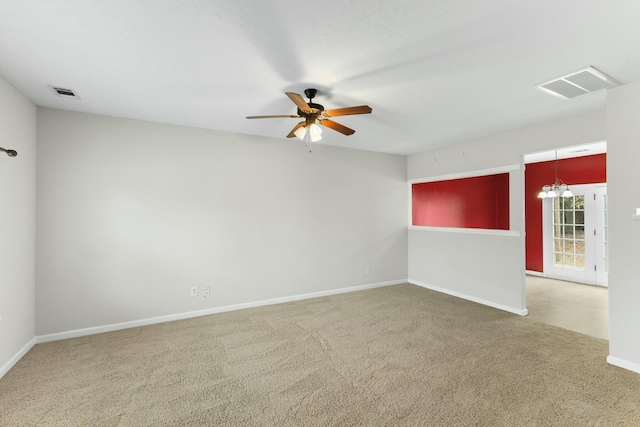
[49,85,80,100]
[535,66,619,99]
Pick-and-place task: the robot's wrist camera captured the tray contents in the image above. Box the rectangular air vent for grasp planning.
[49,85,80,99]
[535,66,619,99]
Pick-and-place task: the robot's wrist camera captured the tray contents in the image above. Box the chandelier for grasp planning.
[537,151,573,199]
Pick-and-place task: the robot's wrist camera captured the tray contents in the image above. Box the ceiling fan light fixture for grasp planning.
[294,126,306,140]
[309,123,322,142]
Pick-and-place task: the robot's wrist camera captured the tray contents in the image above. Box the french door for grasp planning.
[543,183,607,286]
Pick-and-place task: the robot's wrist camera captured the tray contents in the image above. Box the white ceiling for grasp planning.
[1,1,639,155]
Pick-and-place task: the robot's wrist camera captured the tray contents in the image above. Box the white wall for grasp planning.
[606,81,640,373]
[0,76,36,376]
[36,108,408,335]
[407,110,606,314]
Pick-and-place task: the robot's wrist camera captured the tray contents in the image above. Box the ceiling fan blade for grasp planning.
[319,119,355,136]
[287,121,305,138]
[324,105,372,117]
[246,115,300,119]
[285,92,312,112]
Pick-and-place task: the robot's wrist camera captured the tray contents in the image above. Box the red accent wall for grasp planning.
[525,154,606,272]
[412,173,509,230]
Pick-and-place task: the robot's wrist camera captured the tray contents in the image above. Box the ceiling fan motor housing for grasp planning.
[298,102,324,116]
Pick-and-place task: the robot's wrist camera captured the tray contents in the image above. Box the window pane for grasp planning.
[553,239,564,252]
[575,239,585,255]
[575,210,585,225]
[574,255,585,269]
[564,211,574,225]
[554,253,564,266]
[553,210,563,225]
[553,224,562,237]
[562,226,574,239]
[576,225,584,239]
[575,195,585,209]
[565,254,575,267]
[563,197,574,210]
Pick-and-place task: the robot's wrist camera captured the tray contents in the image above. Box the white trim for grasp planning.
[0,337,37,379]
[408,225,520,237]
[409,279,528,316]
[407,182,413,228]
[607,355,640,374]
[519,155,527,314]
[407,164,520,184]
[525,270,545,277]
[37,280,407,343]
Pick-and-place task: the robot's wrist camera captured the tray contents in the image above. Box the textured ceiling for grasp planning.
[1,1,640,155]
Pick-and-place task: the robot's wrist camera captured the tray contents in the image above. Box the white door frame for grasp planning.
[594,185,608,286]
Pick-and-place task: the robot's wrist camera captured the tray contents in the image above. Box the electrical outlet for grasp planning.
[190,286,198,297]
[365,266,371,274]
[203,285,210,296]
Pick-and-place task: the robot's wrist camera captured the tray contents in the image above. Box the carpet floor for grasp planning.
[1,284,639,426]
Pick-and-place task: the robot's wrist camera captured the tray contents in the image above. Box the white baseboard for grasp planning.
[408,279,528,316]
[0,337,37,379]
[607,355,640,374]
[525,270,544,277]
[37,279,408,344]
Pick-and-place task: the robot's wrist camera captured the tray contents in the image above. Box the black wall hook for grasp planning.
[0,146,17,157]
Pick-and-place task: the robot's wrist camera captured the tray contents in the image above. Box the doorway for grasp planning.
[523,142,608,341]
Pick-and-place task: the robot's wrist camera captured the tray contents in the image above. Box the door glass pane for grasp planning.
[565,254,575,267]
[563,197,574,209]
[553,239,563,252]
[564,210,574,225]
[551,195,584,271]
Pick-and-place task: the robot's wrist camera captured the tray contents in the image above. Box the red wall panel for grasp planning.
[524,154,606,272]
[412,173,510,230]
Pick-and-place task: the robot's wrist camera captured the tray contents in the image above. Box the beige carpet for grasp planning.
[1,284,639,426]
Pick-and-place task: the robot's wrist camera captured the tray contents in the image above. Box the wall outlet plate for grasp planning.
[190,286,198,297]
[203,285,210,296]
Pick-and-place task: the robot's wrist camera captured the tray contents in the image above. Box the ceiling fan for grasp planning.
[246,88,372,143]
